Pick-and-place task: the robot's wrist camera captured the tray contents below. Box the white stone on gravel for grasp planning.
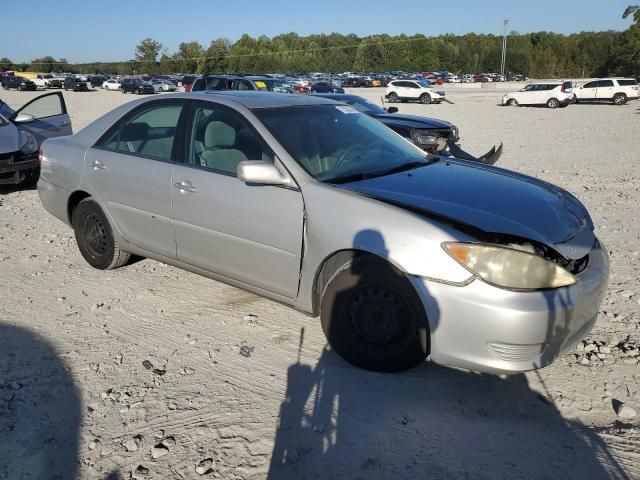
[614,402,637,419]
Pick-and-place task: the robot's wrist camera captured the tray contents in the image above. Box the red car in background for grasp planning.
[293,84,310,94]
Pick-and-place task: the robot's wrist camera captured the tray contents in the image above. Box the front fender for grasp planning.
[295,182,474,313]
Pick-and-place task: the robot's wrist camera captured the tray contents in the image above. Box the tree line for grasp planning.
[2,5,638,78]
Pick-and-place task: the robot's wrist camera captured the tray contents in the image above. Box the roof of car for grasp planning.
[191,90,339,108]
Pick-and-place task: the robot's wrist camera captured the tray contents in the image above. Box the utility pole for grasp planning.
[501,19,509,76]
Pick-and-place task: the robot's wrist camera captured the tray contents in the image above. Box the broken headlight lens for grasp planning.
[410,129,439,146]
[443,242,577,290]
[19,131,38,155]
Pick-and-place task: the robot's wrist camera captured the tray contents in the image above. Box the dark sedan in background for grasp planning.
[121,78,155,95]
[312,93,502,164]
[3,76,37,91]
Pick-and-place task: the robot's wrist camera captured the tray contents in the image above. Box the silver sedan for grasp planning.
[37,92,609,373]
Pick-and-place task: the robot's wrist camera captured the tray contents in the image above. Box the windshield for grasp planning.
[341,97,387,115]
[255,104,430,183]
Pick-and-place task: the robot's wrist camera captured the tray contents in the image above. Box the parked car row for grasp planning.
[502,78,639,108]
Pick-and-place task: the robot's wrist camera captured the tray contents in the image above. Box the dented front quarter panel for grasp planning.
[294,181,475,312]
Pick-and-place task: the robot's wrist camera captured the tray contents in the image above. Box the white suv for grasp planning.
[385,80,445,104]
[502,81,574,109]
[574,78,639,105]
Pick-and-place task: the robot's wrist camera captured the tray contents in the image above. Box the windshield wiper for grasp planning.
[327,161,428,184]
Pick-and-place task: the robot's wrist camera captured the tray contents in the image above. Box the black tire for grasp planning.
[387,92,398,103]
[420,93,431,104]
[320,257,429,372]
[508,98,519,107]
[547,98,560,109]
[72,198,130,270]
[613,93,627,105]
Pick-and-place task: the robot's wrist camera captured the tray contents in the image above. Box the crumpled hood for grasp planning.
[373,113,452,130]
[0,119,21,154]
[339,159,595,260]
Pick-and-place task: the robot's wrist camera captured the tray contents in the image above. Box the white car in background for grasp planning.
[102,79,121,91]
[502,81,574,109]
[150,79,177,92]
[385,80,446,104]
[574,78,639,105]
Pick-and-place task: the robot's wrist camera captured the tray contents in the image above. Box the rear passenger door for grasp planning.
[595,80,614,100]
[86,99,186,259]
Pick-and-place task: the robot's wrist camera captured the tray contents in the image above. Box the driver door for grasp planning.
[171,100,304,298]
[11,92,72,143]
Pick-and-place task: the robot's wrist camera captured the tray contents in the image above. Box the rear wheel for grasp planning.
[320,257,429,372]
[613,93,627,105]
[387,92,398,103]
[420,93,431,104]
[547,98,560,109]
[72,198,130,270]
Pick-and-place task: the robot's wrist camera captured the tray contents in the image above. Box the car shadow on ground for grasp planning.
[0,323,82,478]
[266,229,628,480]
[0,182,36,196]
[265,346,629,480]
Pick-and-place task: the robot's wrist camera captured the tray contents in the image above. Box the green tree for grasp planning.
[135,38,163,73]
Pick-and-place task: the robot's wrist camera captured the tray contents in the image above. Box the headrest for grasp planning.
[204,121,236,148]
[120,122,149,142]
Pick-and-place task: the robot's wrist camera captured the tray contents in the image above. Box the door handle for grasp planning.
[91,160,106,170]
[174,181,197,193]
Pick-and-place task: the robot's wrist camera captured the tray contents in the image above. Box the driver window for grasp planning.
[188,104,274,176]
[19,94,64,120]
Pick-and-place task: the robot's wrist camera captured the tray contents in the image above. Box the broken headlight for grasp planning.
[443,242,577,290]
[19,131,38,155]
[410,129,447,151]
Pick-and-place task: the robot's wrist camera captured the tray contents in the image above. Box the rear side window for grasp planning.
[96,102,183,161]
[617,79,638,86]
[598,80,614,87]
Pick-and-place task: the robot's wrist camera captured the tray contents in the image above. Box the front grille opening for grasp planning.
[565,253,590,275]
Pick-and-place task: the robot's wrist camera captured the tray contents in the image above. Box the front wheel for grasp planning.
[72,198,130,270]
[420,93,431,104]
[613,93,627,105]
[547,98,560,109]
[508,98,519,107]
[320,257,429,372]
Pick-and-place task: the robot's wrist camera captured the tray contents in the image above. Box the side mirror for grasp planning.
[385,106,398,114]
[237,161,290,186]
[14,113,35,123]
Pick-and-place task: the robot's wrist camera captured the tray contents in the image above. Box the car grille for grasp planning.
[487,342,546,362]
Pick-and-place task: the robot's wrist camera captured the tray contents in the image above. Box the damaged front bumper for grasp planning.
[0,151,38,185]
[412,240,609,374]
[447,141,503,165]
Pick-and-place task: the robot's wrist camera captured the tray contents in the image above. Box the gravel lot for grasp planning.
[1,86,639,479]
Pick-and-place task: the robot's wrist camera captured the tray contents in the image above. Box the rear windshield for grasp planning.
[618,79,638,86]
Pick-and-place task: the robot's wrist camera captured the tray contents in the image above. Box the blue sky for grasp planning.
[2,0,635,63]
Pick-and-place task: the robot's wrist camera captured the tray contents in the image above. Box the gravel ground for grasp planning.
[0,86,639,479]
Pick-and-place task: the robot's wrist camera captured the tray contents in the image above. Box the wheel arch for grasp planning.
[67,190,92,223]
[311,248,409,317]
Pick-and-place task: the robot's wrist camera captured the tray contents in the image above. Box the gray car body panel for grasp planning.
[38,92,608,373]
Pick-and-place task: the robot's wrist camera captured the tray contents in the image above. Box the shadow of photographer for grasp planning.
[0,323,81,478]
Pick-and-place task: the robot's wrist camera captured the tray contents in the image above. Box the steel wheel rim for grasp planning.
[82,212,108,258]
[343,285,415,356]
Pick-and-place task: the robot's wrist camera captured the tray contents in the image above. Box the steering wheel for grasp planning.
[333,143,365,170]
